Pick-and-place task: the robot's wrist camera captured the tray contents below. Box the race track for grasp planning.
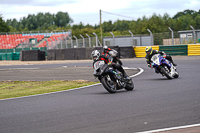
[0,56,200,133]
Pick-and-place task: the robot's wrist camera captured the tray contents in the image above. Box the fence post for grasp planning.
[80,34,85,48]
[190,25,196,44]
[93,32,98,47]
[59,38,63,49]
[129,30,135,46]
[65,37,68,48]
[147,29,153,45]
[86,34,91,47]
[73,35,78,48]
[46,39,49,50]
[50,39,53,49]
[110,32,115,46]
[168,27,174,45]
[68,36,73,48]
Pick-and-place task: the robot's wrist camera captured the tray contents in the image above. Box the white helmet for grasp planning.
[103,45,108,50]
[91,50,100,61]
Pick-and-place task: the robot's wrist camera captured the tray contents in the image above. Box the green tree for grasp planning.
[55,11,73,27]
[173,9,197,19]
[176,14,193,30]
[148,13,165,33]
[194,14,200,29]
[0,14,10,32]
[102,20,113,32]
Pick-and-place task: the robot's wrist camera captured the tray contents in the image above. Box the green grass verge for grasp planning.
[0,80,99,100]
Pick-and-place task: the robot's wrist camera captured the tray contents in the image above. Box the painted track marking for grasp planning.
[0,67,144,101]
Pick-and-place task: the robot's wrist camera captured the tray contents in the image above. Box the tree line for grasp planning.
[0,9,200,39]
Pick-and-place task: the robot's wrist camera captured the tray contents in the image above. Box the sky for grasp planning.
[0,0,200,26]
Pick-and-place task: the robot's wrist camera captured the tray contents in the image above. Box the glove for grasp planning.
[108,62,112,67]
[163,54,166,58]
[148,64,153,68]
[148,64,152,68]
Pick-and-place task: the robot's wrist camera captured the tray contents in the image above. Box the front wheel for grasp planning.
[160,66,172,79]
[173,71,179,78]
[124,79,134,91]
[101,75,117,93]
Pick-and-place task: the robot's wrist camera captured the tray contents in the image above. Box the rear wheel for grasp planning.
[101,75,117,93]
[160,66,172,79]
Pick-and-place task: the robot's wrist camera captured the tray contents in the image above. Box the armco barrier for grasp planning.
[74,48,87,60]
[20,50,45,61]
[47,47,102,60]
[47,49,56,60]
[188,44,200,56]
[134,46,159,57]
[159,45,187,56]
[47,47,134,60]
[120,47,136,58]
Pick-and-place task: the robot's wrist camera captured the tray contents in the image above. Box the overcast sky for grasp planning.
[0,0,200,26]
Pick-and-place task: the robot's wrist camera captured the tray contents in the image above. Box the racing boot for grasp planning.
[122,72,130,80]
[171,60,177,66]
[167,55,177,66]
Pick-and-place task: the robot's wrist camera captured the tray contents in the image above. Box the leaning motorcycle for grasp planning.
[93,60,134,93]
[150,54,179,79]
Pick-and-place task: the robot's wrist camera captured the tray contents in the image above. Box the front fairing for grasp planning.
[93,61,106,77]
[93,64,108,76]
[151,54,172,69]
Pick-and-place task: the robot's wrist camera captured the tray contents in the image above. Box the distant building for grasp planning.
[178,30,200,44]
[103,35,152,47]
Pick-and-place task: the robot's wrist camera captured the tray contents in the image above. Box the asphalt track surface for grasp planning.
[0,56,200,133]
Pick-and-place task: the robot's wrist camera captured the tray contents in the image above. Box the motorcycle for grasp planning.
[93,60,134,93]
[150,54,179,79]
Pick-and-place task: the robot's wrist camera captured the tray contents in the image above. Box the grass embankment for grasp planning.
[0,80,99,100]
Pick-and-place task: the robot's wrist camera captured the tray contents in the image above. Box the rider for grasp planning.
[102,45,123,65]
[91,50,128,78]
[145,46,177,69]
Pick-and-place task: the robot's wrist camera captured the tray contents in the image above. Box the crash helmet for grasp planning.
[145,46,153,55]
[103,45,108,50]
[91,50,101,61]
[103,45,109,53]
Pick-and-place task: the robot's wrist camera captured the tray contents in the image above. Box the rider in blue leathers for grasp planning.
[145,46,177,72]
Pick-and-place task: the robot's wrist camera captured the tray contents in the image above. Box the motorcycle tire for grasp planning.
[101,76,117,93]
[173,71,179,78]
[160,66,172,79]
[124,79,134,91]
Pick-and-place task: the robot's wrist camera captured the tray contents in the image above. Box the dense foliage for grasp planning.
[5,11,73,32]
[0,14,10,32]
[1,9,200,38]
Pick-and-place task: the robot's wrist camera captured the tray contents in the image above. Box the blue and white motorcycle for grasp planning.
[150,54,179,79]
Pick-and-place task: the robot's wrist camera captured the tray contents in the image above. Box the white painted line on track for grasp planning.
[136,123,200,133]
[0,83,101,101]
[0,67,143,101]
[123,67,138,70]
[130,67,144,78]
[0,68,39,70]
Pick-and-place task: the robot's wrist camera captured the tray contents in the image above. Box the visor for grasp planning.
[146,51,151,54]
